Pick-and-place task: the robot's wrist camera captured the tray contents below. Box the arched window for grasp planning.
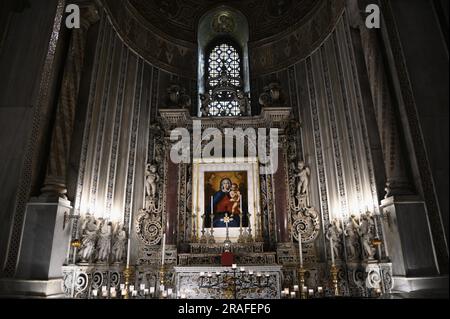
[205,40,243,116]
[198,7,251,117]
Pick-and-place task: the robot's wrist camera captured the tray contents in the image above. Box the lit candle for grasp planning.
[330,237,335,265]
[140,284,146,291]
[298,233,304,268]
[290,292,296,299]
[308,289,314,297]
[144,289,149,296]
[121,289,127,296]
[161,233,166,265]
[302,286,308,293]
[318,287,323,294]
[111,290,117,298]
[92,290,98,297]
[249,270,254,276]
[232,264,237,270]
[200,272,205,277]
[129,285,135,292]
[120,284,125,290]
[207,272,212,278]
[240,267,245,272]
[257,272,262,277]
[216,271,220,276]
[150,287,155,295]
[294,285,299,292]
[102,286,107,292]
[132,291,138,297]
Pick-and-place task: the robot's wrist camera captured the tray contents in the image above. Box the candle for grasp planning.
[294,285,299,292]
[298,233,303,268]
[330,237,335,265]
[308,289,314,297]
[302,286,308,293]
[249,270,254,276]
[232,264,237,270]
[240,267,245,272]
[150,287,155,294]
[290,292,296,299]
[207,272,212,278]
[211,196,214,214]
[121,289,127,296]
[102,286,107,292]
[140,284,146,291]
[129,285,135,292]
[200,272,205,277]
[216,271,220,276]
[132,291,138,297]
[111,290,117,298]
[181,294,187,299]
[144,289,149,296]
[120,284,125,290]
[318,287,323,294]
[168,289,173,297]
[161,233,166,265]
[257,272,262,277]
[92,289,98,297]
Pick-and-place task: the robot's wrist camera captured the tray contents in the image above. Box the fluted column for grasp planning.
[41,4,99,199]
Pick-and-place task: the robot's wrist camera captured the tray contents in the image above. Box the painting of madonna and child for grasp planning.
[204,171,249,229]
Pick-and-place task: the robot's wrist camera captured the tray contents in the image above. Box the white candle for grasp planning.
[132,291,138,297]
[290,292,296,299]
[140,284,146,291]
[120,284,125,290]
[294,285,299,292]
[168,288,173,296]
[318,287,323,294]
[330,237,335,265]
[144,289,149,296]
[232,264,237,270]
[92,290,98,297]
[161,233,166,265]
[298,233,303,268]
[309,289,314,296]
[129,285,135,292]
[200,272,205,277]
[240,267,245,272]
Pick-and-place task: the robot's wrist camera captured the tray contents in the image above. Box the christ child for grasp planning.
[229,183,242,216]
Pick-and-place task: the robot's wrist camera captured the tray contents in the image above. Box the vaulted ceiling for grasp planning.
[127,0,322,42]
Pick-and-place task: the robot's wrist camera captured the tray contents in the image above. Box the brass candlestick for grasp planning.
[330,264,339,297]
[298,267,307,299]
[123,265,133,299]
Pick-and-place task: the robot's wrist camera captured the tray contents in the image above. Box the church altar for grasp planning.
[174,266,282,299]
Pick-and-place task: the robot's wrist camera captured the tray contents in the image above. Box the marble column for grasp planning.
[41,4,99,199]
[273,146,289,242]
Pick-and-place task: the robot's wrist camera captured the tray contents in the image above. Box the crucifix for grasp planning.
[221,213,234,243]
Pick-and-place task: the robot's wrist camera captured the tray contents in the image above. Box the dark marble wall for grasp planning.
[0,0,63,275]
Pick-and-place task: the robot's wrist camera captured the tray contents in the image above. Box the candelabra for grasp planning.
[199,265,273,299]
[330,264,339,296]
[298,267,307,299]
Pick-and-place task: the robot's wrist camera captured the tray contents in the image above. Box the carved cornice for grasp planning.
[159,107,293,132]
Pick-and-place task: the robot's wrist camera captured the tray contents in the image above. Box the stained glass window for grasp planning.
[205,42,243,117]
